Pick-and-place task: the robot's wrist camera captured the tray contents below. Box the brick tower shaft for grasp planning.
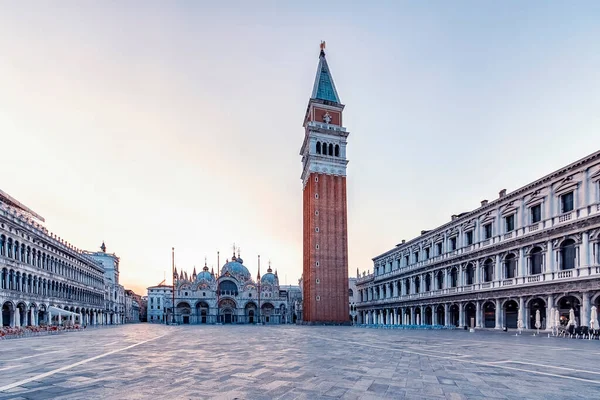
[300,43,350,324]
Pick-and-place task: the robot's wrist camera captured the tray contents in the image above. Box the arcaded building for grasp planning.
[0,189,106,327]
[300,43,350,323]
[357,151,600,329]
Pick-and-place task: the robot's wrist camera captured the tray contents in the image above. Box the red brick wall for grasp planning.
[303,173,349,323]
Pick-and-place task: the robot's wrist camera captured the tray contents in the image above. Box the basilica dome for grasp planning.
[197,270,214,282]
[220,257,251,281]
[261,264,279,286]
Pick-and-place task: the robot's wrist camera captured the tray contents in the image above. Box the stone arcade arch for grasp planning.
[449,304,459,326]
[436,305,445,326]
[2,301,13,327]
[556,295,581,326]
[483,301,496,328]
[503,299,519,329]
[465,303,476,328]
[528,298,546,330]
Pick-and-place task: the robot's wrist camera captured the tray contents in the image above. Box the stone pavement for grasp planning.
[0,324,599,399]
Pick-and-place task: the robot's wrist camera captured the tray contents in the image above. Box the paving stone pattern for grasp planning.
[0,324,599,399]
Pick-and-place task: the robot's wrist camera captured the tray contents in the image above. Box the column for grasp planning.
[547,240,555,272]
[30,308,36,327]
[476,301,482,328]
[518,248,525,277]
[519,297,525,329]
[459,303,464,327]
[495,255,501,282]
[581,232,590,268]
[444,303,449,326]
[475,260,481,284]
[432,306,437,325]
[546,294,554,330]
[393,281,398,297]
[495,299,501,329]
[392,308,397,325]
[420,305,425,325]
[582,292,590,328]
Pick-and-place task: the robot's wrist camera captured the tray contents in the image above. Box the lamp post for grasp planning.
[171,247,176,324]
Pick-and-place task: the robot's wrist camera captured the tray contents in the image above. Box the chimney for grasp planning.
[481,200,488,207]
[499,189,507,198]
[402,240,405,244]
[451,214,458,221]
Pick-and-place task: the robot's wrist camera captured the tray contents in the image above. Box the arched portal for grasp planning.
[465,303,476,328]
[245,302,257,324]
[557,296,580,326]
[449,304,459,326]
[436,305,445,326]
[219,298,237,324]
[2,302,13,327]
[424,306,432,325]
[528,298,546,330]
[414,307,422,325]
[503,300,518,329]
[483,301,496,328]
[261,302,275,324]
[196,301,209,324]
[177,301,191,324]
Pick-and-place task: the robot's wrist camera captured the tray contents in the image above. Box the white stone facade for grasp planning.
[0,189,107,327]
[86,247,126,325]
[148,253,299,325]
[357,150,600,330]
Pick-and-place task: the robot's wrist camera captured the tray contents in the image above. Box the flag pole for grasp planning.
[171,247,175,324]
[257,254,261,325]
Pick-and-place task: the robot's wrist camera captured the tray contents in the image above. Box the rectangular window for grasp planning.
[449,237,457,251]
[414,251,419,263]
[505,214,515,232]
[404,255,409,266]
[561,192,574,213]
[531,204,542,223]
[466,231,473,245]
[484,223,492,239]
[425,248,430,259]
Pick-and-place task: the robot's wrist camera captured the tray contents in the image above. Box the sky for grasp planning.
[0,2,599,295]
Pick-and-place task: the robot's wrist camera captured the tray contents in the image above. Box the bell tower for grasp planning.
[300,42,349,324]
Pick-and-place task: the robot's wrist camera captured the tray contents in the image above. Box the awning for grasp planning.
[48,306,80,317]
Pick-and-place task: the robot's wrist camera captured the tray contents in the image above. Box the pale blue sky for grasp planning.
[0,2,598,293]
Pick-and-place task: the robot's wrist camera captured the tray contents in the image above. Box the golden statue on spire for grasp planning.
[320,41,326,51]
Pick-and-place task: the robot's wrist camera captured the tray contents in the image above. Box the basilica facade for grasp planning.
[357,150,600,330]
[148,251,300,325]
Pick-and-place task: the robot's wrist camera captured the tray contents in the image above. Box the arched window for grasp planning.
[484,259,494,282]
[0,235,5,257]
[219,280,238,296]
[425,274,431,291]
[504,254,517,279]
[348,288,354,297]
[450,268,458,287]
[328,143,333,156]
[436,271,444,289]
[560,239,576,270]
[404,278,410,294]
[529,247,543,275]
[414,276,421,293]
[335,144,340,157]
[465,263,475,285]
[316,142,321,154]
